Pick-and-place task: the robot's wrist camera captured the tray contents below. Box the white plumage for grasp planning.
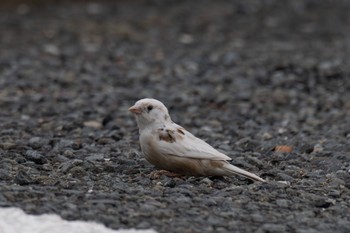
[129,98,265,182]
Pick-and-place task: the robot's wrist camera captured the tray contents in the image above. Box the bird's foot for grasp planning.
[149,170,182,179]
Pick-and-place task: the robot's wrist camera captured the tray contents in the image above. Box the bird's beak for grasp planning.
[128,105,142,114]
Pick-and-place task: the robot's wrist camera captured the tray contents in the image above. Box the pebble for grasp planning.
[85,154,104,161]
[24,150,47,164]
[276,199,291,208]
[0,142,17,150]
[59,159,83,173]
[14,170,33,185]
[84,121,102,129]
[262,132,273,140]
[258,223,287,233]
[28,137,47,149]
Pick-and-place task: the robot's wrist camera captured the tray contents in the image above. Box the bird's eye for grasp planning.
[147,105,153,112]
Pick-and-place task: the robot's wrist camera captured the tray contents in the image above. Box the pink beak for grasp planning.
[128,105,142,114]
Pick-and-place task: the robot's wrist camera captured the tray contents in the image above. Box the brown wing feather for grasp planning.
[158,128,176,143]
[155,123,232,161]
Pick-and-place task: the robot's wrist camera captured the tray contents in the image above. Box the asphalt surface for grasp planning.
[0,1,350,233]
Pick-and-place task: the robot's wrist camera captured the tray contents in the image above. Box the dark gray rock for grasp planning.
[23,150,47,164]
[85,153,104,161]
[28,137,48,149]
[14,170,34,185]
[58,159,83,174]
[258,223,287,233]
[0,142,17,150]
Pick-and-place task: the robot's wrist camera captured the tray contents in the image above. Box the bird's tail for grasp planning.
[222,163,266,182]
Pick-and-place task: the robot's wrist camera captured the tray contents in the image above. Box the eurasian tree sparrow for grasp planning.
[129,98,265,182]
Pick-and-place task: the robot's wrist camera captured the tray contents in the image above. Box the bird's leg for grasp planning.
[149,170,182,179]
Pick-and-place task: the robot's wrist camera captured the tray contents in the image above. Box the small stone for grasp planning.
[54,139,74,149]
[277,181,291,186]
[179,34,194,44]
[274,89,291,105]
[250,213,264,222]
[14,170,33,185]
[136,221,151,229]
[260,223,287,232]
[97,137,114,145]
[223,52,238,66]
[278,128,287,134]
[174,196,192,207]
[218,144,231,152]
[86,154,104,161]
[328,189,341,198]
[24,150,47,164]
[107,130,123,141]
[276,199,291,208]
[102,114,114,126]
[312,144,323,153]
[83,120,102,129]
[41,163,53,171]
[200,178,214,186]
[64,150,74,157]
[28,137,47,149]
[164,179,176,188]
[59,159,83,173]
[43,44,60,55]
[262,132,273,140]
[276,173,294,181]
[314,198,335,208]
[72,139,82,150]
[69,166,86,178]
[0,142,17,150]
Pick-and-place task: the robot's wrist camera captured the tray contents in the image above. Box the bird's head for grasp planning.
[129,98,171,130]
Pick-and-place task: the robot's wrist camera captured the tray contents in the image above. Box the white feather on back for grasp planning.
[154,123,232,161]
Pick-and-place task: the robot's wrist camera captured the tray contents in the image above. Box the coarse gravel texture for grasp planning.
[1,0,350,233]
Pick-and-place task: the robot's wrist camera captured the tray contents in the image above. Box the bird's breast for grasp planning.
[139,132,162,166]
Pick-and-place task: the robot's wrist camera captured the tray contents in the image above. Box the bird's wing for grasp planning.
[154,123,232,161]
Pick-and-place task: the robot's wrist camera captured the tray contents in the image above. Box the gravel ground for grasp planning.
[1,0,350,233]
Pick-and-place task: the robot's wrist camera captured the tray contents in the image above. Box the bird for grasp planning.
[129,98,265,182]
